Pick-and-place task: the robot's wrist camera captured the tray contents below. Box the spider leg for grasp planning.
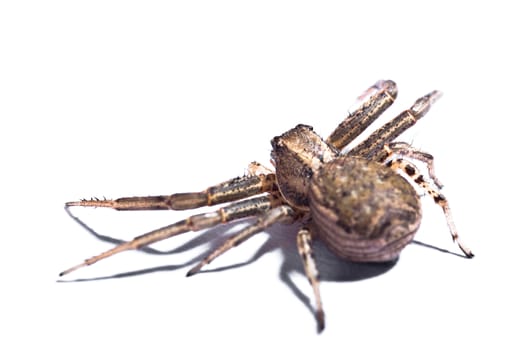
[186,205,295,276]
[350,90,442,160]
[297,226,325,332]
[66,173,277,211]
[59,194,281,277]
[327,80,398,151]
[385,158,474,258]
[379,142,444,188]
[247,161,274,176]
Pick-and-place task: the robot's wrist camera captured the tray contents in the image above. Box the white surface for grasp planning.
[1,1,523,349]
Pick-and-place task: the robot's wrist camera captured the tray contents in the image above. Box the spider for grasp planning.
[60,80,474,332]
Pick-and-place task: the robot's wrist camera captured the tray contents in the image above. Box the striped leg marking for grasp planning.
[383,142,443,188]
[386,158,474,258]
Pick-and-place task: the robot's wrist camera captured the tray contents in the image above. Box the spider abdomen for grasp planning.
[309,156,422,262]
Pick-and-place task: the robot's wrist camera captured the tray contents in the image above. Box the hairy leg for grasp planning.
[379,142,443,188]
[386,157,474,258]
[59,194,282,277]
[66,173,277,211]
[327,80,397,150]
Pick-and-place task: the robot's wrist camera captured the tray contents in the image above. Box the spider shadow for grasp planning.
[204,222,398,327]
[61,206,259,282]
[61,206,465,330]
[190,222,467,330]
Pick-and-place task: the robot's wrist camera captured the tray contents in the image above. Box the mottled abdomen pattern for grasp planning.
[309,156,422,262]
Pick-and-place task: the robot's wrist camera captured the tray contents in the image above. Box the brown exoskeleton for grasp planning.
[60,80,473,332]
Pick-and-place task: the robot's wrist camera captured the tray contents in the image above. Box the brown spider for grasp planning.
[60,80,474,332]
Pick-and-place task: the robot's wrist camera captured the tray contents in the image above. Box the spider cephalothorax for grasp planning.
[60,80,473,332]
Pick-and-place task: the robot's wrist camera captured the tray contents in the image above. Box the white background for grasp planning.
[1,1,523,349]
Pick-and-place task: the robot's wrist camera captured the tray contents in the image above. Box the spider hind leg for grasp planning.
[382,142,444,188]
[386,157,474,258]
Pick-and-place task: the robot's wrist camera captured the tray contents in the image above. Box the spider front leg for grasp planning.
[66,173,277,211]
[59,194,281,277]
[385,157,474,258]
[186,205,295,276]
[297,225,325,332]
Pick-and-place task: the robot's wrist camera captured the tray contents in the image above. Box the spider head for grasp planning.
[271,124,338,210]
